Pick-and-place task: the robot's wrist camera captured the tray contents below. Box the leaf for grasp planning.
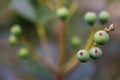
[11,0,37,22]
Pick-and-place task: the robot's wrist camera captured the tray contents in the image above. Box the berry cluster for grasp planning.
[77,11,116,62]
[84,11,110,25]
[9,24,29,59]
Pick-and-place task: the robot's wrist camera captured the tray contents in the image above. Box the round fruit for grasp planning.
[90,47,102,59]
[77,49,90,62]
[9,35,18,46]
[99,11,110,24]
[18,48,29,59]
[70,37,81,48]
[94,30,109,45]
[10,24,22,36]
[56,7,69,20]
[84,12,97,25]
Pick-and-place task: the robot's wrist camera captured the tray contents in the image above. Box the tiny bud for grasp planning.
[109,24,116,31]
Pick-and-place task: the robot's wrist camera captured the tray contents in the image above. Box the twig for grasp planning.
[36,23,54,70]
[58,20,67,72]
[64,26,97,76]
[18,35,56,74]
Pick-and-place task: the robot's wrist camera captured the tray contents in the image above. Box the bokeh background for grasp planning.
[0,0,120,80]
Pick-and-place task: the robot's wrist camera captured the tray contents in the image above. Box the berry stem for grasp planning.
[58,20,67,72]
[36,23,54,69]
[85,27,96,50]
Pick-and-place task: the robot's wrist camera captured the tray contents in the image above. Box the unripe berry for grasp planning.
[89,47,102,59]
[109,24,116,31]
[99,11,110,24]
[56,7,69,20]
[10,24,22,36]
[9,35,18,46]
[18,47,29,59]
[84,12,97,25]
[94,30,109,45]
[70,37,81,48]
[77,49,90,62]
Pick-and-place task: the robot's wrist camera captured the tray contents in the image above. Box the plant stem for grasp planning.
[18,35,56,74]
[36,23,55,70]
[18,36,41,61]
[58,20,67,71]
[54,20,67,80]
[85,27,96,50]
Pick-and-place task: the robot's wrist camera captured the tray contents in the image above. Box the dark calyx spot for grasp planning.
[94,49,98,54]
[80,52,83,56]
[98,32,103,36]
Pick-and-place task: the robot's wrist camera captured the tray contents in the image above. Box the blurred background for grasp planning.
[0,0,120,80]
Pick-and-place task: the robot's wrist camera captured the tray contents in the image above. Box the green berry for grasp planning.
[18,47,29,59]
[90,47,102,59]
[99,11,110,24]
[9,35,18,46]
[10,24,22,36]
[70,37,81,48]
[84,12,97,25]
[56,7,69,20]
[94,30,109,45]
[109,24,116,31]
[77,49,90,62]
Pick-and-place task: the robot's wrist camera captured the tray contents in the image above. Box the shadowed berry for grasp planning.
[84,12,97,25]
[56,7,69,20]
[10,24,22,36]
[77,49,90,62]
[94,30,109,45]
[18,47,29,59]
[99,11,110,24]
[9,35,18,46]
[90,47,102,59]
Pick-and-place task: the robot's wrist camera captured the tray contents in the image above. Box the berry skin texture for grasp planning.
[90,47,102,59]
[9,35,18,46]
[84,12,97,25]
[94,30,109,45]
[11,24,22,36]
[18,48,29,59]
[99,11,110,24]
[77,49,90,62]
[56,7,69,20]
